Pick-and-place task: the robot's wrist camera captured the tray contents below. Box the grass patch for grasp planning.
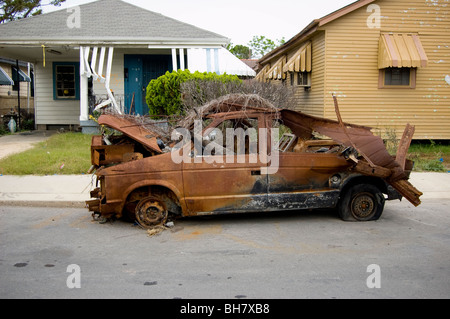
[0,132,93,175]
[379,128,449,172]
[408,140,450,172]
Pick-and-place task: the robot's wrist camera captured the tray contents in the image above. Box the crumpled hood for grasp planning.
[97,114,164,154]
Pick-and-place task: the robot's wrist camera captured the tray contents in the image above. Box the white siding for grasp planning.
[35,51,126,125]
[34,48,175,125]
[34,56,80,125]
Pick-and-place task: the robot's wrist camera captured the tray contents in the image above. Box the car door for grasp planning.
[267,122,352,211]
[181,115,268,215]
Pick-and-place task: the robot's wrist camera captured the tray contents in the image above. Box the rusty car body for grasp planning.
[86,94,422,228]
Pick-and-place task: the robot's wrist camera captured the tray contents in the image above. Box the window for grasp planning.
[53,62,80,100]
[379,67,416,89]
[297,72,309,86]
[385,67,410,85]
[289,72,310,87]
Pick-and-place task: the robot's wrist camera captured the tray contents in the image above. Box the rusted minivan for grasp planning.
[86,95,422,228]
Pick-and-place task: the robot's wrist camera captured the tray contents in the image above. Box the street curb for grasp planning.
[0,200,87,208]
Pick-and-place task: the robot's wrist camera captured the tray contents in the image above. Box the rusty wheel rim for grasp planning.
[350,192,375,220]
[135,198,168,228]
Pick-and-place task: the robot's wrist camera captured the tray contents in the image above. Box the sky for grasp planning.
[42,0,358,46]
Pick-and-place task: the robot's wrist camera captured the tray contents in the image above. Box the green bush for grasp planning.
[145,70,241,116]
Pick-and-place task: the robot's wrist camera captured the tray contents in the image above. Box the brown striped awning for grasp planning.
[378,33,428,69]
[283,41,312,73]
[265,55,286,80]
[255,64,271,82]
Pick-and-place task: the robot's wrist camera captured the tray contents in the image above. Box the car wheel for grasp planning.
[338,184,385,221]
[135,196,168,228]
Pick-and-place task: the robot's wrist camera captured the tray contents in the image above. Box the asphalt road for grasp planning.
[0,198,449,300]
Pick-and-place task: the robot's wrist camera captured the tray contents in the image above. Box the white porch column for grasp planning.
[80,76,88,121]
[171,48,178,71]
[79,46,89,122]
[179,48,185,70]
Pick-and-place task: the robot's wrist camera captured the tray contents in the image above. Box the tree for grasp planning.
[227,44,252,59]
[0,0,66,23]
[248,35,286,59]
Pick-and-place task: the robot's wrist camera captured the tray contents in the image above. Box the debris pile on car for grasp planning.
[178,93,280,129]
[89,94,286,162]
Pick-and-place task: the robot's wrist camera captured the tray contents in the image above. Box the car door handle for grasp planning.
[251,170,261,176]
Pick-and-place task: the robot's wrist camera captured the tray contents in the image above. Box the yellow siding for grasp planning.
[321,0,450,139]
[292,31,326,118]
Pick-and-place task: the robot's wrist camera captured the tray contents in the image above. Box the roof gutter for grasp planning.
[0,38,230,47]
[258,20,319,65]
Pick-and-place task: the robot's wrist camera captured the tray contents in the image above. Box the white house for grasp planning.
[0,0,255,132]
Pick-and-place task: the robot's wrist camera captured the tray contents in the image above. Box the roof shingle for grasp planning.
[0,0,229,44]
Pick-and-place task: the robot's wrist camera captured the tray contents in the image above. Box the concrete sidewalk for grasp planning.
[0,172,448,208]
[0,130,56,160]
[408,172,450,199]
[0,174,96,207]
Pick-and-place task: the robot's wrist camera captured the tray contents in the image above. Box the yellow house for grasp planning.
[256,0,450,140]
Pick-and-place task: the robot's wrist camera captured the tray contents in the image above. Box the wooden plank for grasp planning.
[390,179,423,207]
[352,161,392,179]
[396,123,415,170]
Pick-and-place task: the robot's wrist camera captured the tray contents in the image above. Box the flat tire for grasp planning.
[338,184,385,221]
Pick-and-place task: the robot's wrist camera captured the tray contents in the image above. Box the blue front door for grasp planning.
[124,54,171,115]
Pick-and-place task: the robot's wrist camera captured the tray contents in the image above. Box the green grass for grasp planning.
[0,132,93,175]
[380,127,450,172]
[408,141,450,172]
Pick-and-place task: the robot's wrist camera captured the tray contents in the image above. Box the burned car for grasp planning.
[86,94,422,228]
